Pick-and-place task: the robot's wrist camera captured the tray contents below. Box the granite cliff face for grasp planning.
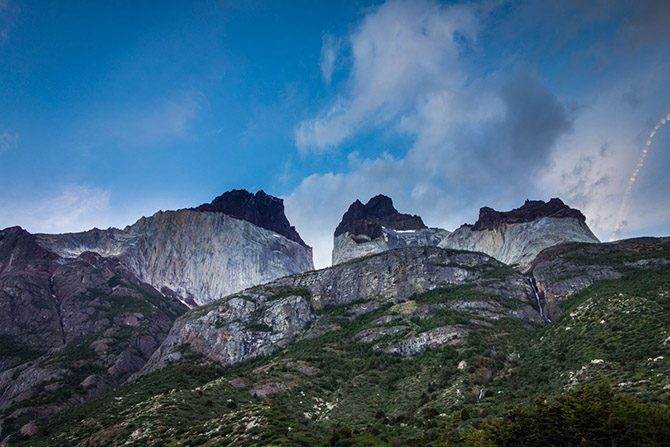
[440,198,599,271]
[332,195,449,265]
[193,189,307,246]
[0,227,186,444]
[141,246,540,374]
[36,191,314,306]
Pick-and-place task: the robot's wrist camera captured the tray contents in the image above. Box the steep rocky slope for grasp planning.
[332,195,449,265]
[440,198,599,271]
[529,236,670,319]
[20,236,670,446]
[0,227,187,444]
[36,190,314,306]
[140,246,540,375]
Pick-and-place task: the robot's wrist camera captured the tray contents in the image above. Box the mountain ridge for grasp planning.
[34,190,314,307]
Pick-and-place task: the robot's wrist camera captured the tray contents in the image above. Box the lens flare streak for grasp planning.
[610,112,670,241]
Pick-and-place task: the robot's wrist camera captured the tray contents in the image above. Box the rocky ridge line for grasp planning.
[334,195,427,240]
[194,189,307,247]
[469,198,586,231]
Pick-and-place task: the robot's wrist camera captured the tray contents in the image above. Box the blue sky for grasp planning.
[1,0,669,267]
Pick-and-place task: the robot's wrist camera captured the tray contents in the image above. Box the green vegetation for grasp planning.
[562,239,670,266]
[504,265,670,401]
[19,250,670,446]
[268,287,311,301]
[440,384,670,446]
[0,334,45,366]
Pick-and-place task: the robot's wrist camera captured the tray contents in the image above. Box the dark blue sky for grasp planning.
[1,0,669,267]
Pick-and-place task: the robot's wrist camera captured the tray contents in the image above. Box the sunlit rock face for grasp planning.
[440,198,600,271]
[332,195,450,265]
[36,190,314,306]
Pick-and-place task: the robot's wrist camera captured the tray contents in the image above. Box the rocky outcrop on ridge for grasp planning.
[0,227,186,444]
[440,198,599,271]
[332,195,449,265]
[36,190,314,306]
[141,246,541,374]
[335,195,427,239]
[194,189,306,246]
[472,198,586,231]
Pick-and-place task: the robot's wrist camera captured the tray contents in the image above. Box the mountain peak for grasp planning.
[334,194,427,238]
[194,189,307,246]
[470,198,586,231]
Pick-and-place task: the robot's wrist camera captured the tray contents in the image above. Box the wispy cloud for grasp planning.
[320,35,341,85]
[0,183,187,234]
[0,185,112,234]
[86,91,203,148]
[295,0,479,152]
[0,130,19,154]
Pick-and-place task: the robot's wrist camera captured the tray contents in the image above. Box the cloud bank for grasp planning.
[286,0,670,269]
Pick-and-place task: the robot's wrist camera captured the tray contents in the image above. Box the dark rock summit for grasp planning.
[470,198,586,231]
[334,195,427,241]
[194,189,307,247]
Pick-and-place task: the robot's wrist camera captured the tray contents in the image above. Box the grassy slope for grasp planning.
[22,255,670,446]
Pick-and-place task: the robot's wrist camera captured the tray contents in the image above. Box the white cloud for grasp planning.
[295,0,479,152]
[287,0,670,269]
[0,185,113,234]
[320,35,341,85]
[286,3,573,268]
[538,56,670,242]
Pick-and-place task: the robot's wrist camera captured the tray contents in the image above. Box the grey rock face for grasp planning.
[530,237,670,318]
[0,227,186,441]
[355,326,409,343]
[37,209,314,306]
[377,326,468,355]
[141,246,540,374]
[440,216,599,272]
[333,227,450,265]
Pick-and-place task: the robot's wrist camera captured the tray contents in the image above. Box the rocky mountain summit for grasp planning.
[440,198,600,271]
[332,196,596,271]
[332,195,449,265]
[334,195,427,238]
[471,198,586,231]
[193,189,306,246]
[0,227,187,444]
[36,190,314,306]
